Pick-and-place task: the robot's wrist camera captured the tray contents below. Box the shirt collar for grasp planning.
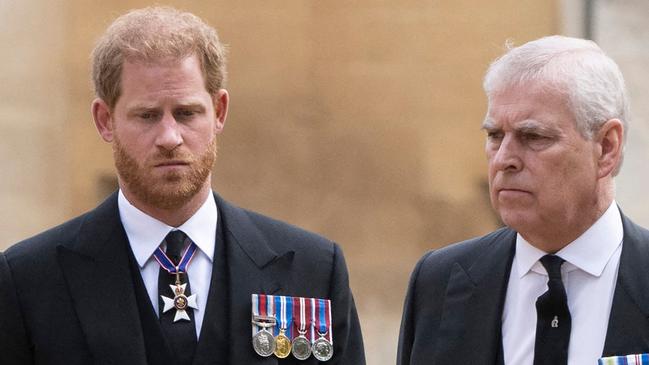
[514,201,623,278]
[118,190,217,268]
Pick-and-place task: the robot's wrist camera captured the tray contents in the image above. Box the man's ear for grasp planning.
[92,98,114,142]
[212,89,229,134]
[596,118,624,178]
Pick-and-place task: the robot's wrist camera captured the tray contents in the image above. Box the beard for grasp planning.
[113,136,217,210]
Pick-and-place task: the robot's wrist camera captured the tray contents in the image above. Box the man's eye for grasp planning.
[523,133,545,141]
[140,112,156,120]
[487,131,503,140]
[175,110,196,119]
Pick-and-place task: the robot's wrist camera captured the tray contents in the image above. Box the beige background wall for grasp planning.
[1,1,561,363]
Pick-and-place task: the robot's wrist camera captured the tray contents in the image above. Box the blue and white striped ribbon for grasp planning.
[599,354,649,365]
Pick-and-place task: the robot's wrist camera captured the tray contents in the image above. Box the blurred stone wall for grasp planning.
[597,0,649,227]
[1,1,559,363]
[0,0,70,245]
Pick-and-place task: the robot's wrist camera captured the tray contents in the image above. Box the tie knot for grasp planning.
[540,254,564,279]
[164,230,187,264]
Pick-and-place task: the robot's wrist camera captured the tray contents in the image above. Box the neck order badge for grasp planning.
[251,294,333,361]
[154,242,199,322]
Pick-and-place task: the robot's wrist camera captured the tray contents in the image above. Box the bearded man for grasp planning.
[0,7,364,365]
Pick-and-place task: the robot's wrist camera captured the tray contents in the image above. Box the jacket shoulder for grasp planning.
[4,213,88,265]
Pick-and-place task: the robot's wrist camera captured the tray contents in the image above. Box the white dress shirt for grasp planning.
[502,201,623,365]
[118,190,217,338]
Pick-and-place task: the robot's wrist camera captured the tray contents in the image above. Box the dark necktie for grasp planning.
[158,230,197,365]
[533,254,571,365]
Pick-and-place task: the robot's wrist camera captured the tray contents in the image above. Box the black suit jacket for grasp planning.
[0,192,365,365]
[397,212,649,364]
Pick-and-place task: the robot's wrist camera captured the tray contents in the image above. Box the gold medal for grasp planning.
[274,328,292,358]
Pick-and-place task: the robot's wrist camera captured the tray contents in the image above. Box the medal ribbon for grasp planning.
[252,294,260,335]
[274,295,293,338]
[153,240,198,274]
[315,298,333,342]
[266,295,276,335]
[310,297,317,341]
[326,298,332,342]
[253,294,273,335]
[293,297,308,339]
[317,298,327,335]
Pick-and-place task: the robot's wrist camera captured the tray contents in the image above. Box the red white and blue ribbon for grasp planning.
[600,354,649,365]
[252,294,279,335]
[153,241,198,274]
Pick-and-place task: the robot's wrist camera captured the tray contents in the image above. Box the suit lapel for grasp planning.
[194,194,291,364]
[434,228,516,364]
[603,213,649,356]
[57,193,147,365]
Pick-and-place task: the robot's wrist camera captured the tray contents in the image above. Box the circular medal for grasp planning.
[252,329,276,357]
[173,294,188,310]
[291,334,312,360]
[274,331,292,358]
[312,336,333,361]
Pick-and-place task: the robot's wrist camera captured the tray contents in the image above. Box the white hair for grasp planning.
[483,35,629,140]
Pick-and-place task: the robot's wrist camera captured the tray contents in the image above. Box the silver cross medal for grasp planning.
[161,270,198,322]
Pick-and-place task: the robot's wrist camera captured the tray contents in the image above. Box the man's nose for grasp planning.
[155,114,183,150]
[491,135,522,172]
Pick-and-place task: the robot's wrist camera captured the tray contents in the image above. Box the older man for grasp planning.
[398,35,648,365]
[0,7,364,365]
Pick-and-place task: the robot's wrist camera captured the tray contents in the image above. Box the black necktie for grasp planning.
[158,230,197,365]
[533,254,571,365]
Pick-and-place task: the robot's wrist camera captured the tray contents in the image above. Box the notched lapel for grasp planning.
[57,193,146,365]
[603,214,649,356]
[435,229,515,364]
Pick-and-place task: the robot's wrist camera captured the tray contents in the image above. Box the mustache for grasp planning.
[149,149,195,164]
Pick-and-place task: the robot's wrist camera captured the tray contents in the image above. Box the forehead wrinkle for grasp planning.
[126,97,206,111]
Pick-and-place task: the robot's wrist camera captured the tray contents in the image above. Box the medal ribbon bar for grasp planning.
[251,294,333,361]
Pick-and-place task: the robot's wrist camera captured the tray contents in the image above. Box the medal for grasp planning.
[252,326,276,357]
[291,297,312,360]
[292,332,312,360]
[252,315,277,357]
[273,295,292,358]
[312,298,334,361]
[313,336,334,361]
[155,241,199,322]
[251,294,333,361]
[274,329,291,358]
[160,282,198,322]
[251,294,277,357]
